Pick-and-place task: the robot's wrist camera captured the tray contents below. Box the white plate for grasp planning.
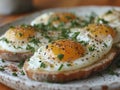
[0,6,120,90]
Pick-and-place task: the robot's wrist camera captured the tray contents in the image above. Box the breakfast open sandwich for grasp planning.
[24,23,117,83]
[0,25,47,61]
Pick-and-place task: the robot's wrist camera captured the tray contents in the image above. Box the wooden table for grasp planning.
[0,0,120,89]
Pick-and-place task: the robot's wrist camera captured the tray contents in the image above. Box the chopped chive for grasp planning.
[21,70,25,75]
[88,46,95,51]
[57,54,64,60]
[104,43,107,47]
[58,64,64,71]
[0,38,9,43]
[1,59,5,63]
[26,44,35,52]
[97,18,108,24]
[71,32,80,41]
[10,26,15,29]
[67,64,72,66]
[106,10,112,15]
[17,60,25,69]
[0,66,5,71]
[12,72,17,76]
[40,62,46,68]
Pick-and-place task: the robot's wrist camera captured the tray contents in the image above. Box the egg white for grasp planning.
[28,28,113,72]
[98,9,120,43]
[31,12,54,25]
[0,31,49,53]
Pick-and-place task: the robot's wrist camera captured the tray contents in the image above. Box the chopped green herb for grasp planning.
[107,68,119,76]
[97,18,108,24]
[71,32,80,41]
[40,62,46,68]
[21,24,29,28]
[13,46,22,49]
[70,19,80,27]
[10,26,15,29]
[67,63,72,66]
[57,54,64,60]
[1,59,5,63]
[79,41,88,46]
[58,64,64,71]
[61,30,70,39]
[12,72,17,76]
[26,44,35,52]
[88,46,95,51]
[0,66,5,71]
[105,10,112,15]
[65,16,72,19]
[29,37,40,46]
[0,38,9,43]
[104,43,107,47]
[17,60,25,69]
[48,16,60,24]
[21,70,25,75]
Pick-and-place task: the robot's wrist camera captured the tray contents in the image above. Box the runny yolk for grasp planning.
[48,40,84,62]
[5,26,35,41]
[86,24,116,41]
[50,12,76,24]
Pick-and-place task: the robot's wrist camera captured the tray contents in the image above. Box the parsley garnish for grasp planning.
[97,18,108,24]
[71,32,80,41]
[88,46,95,51]
[105,10,112,15]
[67,63,72,66]
[79,41,88,46]
[104,43,107,47]
[58,64,64,71]
[21,24,30,28]
[21,70,25,75]
[40,62,46,68]
[26,44,35,52]
[29,37,40,46]
[57,54,64,60]
[17,60,25,69]
[10,26,15,29]
[0,66,5,71]
[12,72,17,76]
[0,38,9,43]
[1,59,5,63]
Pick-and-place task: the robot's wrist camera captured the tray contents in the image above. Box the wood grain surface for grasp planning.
[0,0,120,90]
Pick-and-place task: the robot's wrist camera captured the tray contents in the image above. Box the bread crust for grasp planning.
[0,50,32,61]
[23,49,117,83]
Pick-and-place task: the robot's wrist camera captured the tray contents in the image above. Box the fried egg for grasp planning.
[0,25,49,53]
[31,12,78,27]
[27,24,114,72]
[96,9,120,43]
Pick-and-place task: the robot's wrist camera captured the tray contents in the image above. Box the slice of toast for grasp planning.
[23,48,117,83]
[0,50,32,61]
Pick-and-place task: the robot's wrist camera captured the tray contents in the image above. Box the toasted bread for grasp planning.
[23,48,117,83]
[0,50,32,61]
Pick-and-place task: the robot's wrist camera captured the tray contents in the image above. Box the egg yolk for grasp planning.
[5,25,36,41]
[50,13,76,24]
[48,40,84,62]
[86,24,116,41]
